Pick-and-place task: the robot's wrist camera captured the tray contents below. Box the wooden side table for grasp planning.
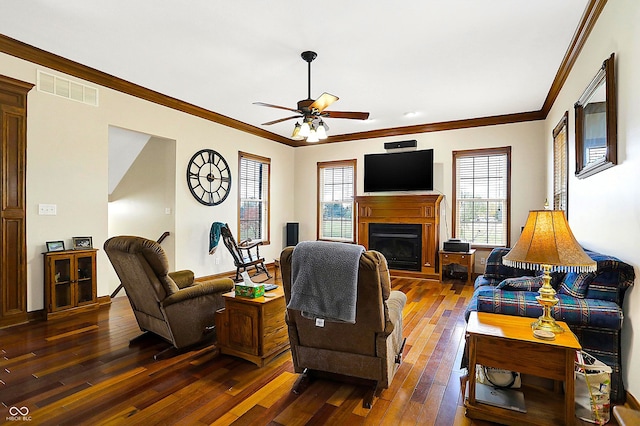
[439,249,476,284]
[465,312,581,425]
[215,286,289,367]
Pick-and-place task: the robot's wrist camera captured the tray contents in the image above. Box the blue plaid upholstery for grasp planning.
[482,247,538,279]
[474,289,623,330]
[497,276,544,291]
[584,250,635,304]
[464,247,635,403]
[558,272,594,298]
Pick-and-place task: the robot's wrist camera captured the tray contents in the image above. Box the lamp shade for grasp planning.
[503,210,596,273]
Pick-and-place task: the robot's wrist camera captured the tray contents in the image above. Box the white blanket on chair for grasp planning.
[288,241,364,323]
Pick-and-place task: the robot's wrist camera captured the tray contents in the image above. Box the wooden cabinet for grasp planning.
[215,287,289,367]
[0,75,33,327]
[440,249,476,285]
[465,312,581,425]
[44,249,98,319]
[355,195,443,279]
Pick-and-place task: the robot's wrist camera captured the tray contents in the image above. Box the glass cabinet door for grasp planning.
[52,256,73,311]
[76,254,95,305]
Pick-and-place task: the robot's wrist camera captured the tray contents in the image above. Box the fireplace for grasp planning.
[368,223,422,271]
[356,195,442,278]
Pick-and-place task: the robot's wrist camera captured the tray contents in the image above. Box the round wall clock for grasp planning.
[186,149,231,206]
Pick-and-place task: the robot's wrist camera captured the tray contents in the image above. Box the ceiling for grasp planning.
[0,0,592,145]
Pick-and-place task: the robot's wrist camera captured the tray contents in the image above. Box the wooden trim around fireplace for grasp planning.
[355,194,443,279]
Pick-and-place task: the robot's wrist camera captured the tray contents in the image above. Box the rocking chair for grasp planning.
[221,223,271,282]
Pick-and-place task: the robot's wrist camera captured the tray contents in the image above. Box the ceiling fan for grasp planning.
[254,51,370,141]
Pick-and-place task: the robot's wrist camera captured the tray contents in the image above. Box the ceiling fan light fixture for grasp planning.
[255,50,369,139]
[306,129,319,143]
[316,120,328,139]
[299,121,311,137]
[291,122,304,140]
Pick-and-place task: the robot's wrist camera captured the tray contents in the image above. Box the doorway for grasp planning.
[106,126,176,294]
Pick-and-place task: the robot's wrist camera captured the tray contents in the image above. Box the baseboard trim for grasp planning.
[196,262,278,282]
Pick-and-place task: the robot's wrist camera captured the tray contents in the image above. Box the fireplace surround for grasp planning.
[355,194,443,279]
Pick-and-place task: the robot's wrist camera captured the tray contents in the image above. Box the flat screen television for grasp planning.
[364,149,433,192]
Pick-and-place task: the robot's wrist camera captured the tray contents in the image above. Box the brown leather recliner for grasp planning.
[104,236,234,356]
[280,245,407,408]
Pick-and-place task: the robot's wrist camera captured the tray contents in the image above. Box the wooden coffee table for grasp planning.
[465,312,581,425]
[215,286,289,367]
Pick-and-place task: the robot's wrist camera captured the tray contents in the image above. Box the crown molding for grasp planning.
[0,34,291,145]
[322,110,545,144]
[0,0,606,147]
[540,0,608,117]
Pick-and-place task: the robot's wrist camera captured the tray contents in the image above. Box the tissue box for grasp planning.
[234,283,265,298]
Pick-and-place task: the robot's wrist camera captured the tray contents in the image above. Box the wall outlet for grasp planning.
[38,204,57,215]
[480,257,486,265]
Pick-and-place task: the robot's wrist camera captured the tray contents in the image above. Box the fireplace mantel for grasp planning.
[355,194,443,279]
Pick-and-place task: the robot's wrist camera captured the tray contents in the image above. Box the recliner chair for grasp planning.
[280,245,407,408]
[104,236,234,357]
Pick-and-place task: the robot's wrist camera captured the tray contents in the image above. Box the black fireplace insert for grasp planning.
[368,223,422,271]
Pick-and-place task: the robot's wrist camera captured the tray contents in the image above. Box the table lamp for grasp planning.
[502,210,596,333]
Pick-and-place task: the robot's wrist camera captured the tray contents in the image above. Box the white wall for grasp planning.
[0,52,295,310]
[108,135,177,287]
[293,121,547,269]
[544,0,640,398]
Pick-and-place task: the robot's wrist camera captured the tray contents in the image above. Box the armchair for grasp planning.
[104,236,234,358]
[280,244,407,408]
[221,223,271,282]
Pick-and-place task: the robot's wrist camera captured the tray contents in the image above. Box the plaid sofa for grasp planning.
[465,247,635,403]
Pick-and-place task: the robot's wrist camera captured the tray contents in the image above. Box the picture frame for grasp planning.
[46,241,65,252]
[72,236,93,250]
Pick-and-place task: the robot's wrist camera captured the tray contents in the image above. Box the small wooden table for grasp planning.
[215,286,289,367]
[465,312,581,425]
[439,249,476,284]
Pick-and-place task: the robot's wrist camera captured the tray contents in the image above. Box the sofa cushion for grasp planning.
[497,276,544,292]
[558,272,593,298]
[473,287,623,330]
[474,275,500,290]
[482,248,537,280]
[583,250,635,304]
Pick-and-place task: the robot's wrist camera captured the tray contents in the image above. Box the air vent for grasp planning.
[37,70,99,106]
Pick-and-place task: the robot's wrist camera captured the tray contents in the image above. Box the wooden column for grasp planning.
[355,194,443,279]
[0,75,33,327]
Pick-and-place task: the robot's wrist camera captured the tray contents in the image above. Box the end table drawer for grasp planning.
[441,253,467,264]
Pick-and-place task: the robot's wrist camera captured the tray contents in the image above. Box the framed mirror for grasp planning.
[574,53,616,179]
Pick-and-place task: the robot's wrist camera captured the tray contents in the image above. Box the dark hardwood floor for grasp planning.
[0,274,611,425]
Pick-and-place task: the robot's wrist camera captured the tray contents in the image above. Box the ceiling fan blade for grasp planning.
[261,115,302,125]
[309,92,339,112]
[253,102,301,114]
[324,111,370,120]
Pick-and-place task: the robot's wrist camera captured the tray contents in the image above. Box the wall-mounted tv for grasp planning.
[364,149,434,192]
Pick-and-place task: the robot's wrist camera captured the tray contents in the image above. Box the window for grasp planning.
[553,112,568,213]
[238,152,270,243]
[453,147,511,247]
[318,160,356,242]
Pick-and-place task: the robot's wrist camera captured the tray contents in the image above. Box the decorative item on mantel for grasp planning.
[502,210,597,334]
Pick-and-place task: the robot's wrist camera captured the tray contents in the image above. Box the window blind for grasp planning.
[239,154,270,241]
[553,116,568,212]
[454,150,509,246]
[318,161,355,241]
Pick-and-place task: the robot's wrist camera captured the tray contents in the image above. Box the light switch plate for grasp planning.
[38,204,57,215]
